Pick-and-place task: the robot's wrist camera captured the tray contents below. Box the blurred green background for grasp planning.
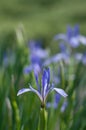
[0,0,86,40]
[0,0,86,130]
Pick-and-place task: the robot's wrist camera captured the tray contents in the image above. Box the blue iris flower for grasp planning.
[17,68,68,108]
[29,40,49,59]
[23,40,49,74]
[54,24,86,48]
[23,56,42,74]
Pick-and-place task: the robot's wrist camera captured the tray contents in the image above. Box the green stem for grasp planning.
[60,61,65,89]
[38,107,48,130]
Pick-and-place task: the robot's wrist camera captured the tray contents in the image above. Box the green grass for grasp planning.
[0,0,86,39]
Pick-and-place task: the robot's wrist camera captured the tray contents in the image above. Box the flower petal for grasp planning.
[53,88,68,97]
[78,35,86,45]
[42,68,50,89]
[23,65,33,74]
[53,34,66,41]
[74,24,79,36]
[17,88,31,96]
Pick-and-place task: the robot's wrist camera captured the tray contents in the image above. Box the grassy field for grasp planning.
[0,0,86,40]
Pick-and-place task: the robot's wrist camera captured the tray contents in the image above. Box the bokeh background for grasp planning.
[0,0,86,130]
[0,0,86,40]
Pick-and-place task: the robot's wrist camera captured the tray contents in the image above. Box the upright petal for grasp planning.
[66,25,73,40]
[42,68,50,88]
[74,24,79,36]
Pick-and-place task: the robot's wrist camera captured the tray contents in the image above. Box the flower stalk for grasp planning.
[59,61,65,89]
[38,107,48,130]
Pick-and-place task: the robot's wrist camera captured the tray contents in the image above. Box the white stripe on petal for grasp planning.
[43,83,48,98]
[53,88,68,97]
[17,88,31,96]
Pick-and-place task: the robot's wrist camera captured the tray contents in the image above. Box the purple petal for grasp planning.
[29,40,49,59]
[17,88,31,96]
[23,65,32,74]
[74,24,79,36]
[74,53,82,61]
[43,54,62,66]
[42,68,50,100]
[42,68,50,88]
[51,54,62,63]
[30,55,42,66]
[70,37,80,48]
[78,35,86,45]
[32,49,49,59]
[66,25,73,40]
[59,42,67,53]
[61,101,68,112]
[53,88,68,97]
[53,34,66,41]
[82,53,86,65]
[55,93,61,103]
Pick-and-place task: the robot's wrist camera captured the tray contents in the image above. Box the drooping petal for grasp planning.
[70,37,80,48]
[53,88,68,97]
[78,35,86,45]
[53,34,66,41]
[74,53,82,61]
[29,40,49,59]
[32,48,49,59]
[17,88,31,96]
[43,54,62,66]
